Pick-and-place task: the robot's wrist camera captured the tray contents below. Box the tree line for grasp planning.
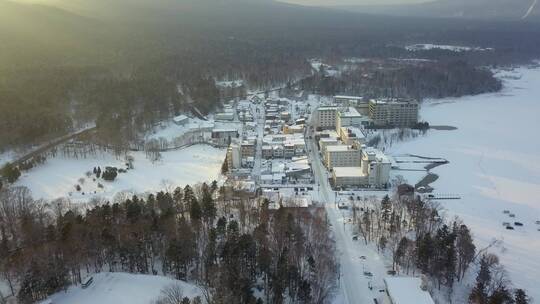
[0,183,338,304]
[298,59,502,100]
[352,191,530,304]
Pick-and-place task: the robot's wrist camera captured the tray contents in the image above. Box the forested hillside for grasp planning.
[1,0,540,150]
[299,60,502,99]
[0,184,338,304]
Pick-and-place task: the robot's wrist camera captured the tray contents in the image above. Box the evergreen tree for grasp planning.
[469,255,491,304]
[394,237,409,272]
[514,289,530,304]
[381,195,391,223]
[488,286,514,304]
[456,224,476,280]
[416,233,434,273]
[201,183,216,223]
[189,198,201,223]
[1,163,21,183]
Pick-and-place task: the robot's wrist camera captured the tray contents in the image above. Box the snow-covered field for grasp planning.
[388,65,540,299]
[0,150,16,167]
[15,144,227,202]
[42,272,202,304]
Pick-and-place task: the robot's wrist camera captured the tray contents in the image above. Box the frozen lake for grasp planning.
[389,65,540,299]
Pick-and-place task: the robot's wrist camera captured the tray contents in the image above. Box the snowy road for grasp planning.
[252,101,266,182]
[306,115,388,304]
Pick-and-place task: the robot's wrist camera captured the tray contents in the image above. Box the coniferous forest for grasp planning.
[0,183,338,304]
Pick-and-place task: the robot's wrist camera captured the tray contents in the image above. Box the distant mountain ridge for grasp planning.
[2,0,540,70]
[336,0,540,22]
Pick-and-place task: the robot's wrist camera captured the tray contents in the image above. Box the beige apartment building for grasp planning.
[361,147,391,187]
[324,145,361,169]
[368,99,419,127]
[332,167,364,187]
[316,106,338,129]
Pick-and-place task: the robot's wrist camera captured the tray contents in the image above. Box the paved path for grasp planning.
[11,126,96,166]
[306,110,388,304]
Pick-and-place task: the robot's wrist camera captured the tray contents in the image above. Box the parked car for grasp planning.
[359,256,366,260]
[387,270,397,275]
[352,236,358,241]
[514,222,524,226]
[506,226,515,230]
[363,271,373,277]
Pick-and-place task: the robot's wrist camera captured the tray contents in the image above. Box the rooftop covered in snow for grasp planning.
[383,277,435,304]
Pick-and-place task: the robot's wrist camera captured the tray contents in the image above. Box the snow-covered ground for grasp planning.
[146,118,214,142]
[15,145,227,202]
[42,272,202,304]
[388,65,540,299]
[405,44,493,52]
[0,150,16,168]
[308,59,340,76]
[215,79,244,88]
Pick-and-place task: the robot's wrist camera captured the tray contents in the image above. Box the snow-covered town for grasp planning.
[2,2,540,303]
[1,64,538,304]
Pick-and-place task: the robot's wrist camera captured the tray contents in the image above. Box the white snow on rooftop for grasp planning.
[343,126,366,139]
[334,95,363,100]
[363,147,391,163]
[333,166,363,177]
[384,277,435,304]
[327,145,357,152]
[172,114,188,122]
[340,107,362,117]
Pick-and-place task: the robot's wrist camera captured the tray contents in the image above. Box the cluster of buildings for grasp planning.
[319,132,391,189]
[224,96,314,188]
[257,98,312,185]
[314,95,411,189]
[214,102,236,121]
[262,133,306,159]
[260,157,311,185]
[264,98,299,135]
[227,138,256,169]
[319,96,419,129]
[221,93,418,191]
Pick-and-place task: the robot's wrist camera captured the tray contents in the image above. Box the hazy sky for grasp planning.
[280,0,428,6]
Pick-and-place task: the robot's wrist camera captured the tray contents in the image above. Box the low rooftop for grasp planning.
[327,145,358,152]
[384,277,435,304]
[333,166,364,177]
[334,95,363,100]
[339,107,362,117]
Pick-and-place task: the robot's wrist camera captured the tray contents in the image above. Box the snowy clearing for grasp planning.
[146,118,214,142]
[0,150,16,168]
[388,65,540,299]
[42,272,202,304]
[15,144,227,202]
